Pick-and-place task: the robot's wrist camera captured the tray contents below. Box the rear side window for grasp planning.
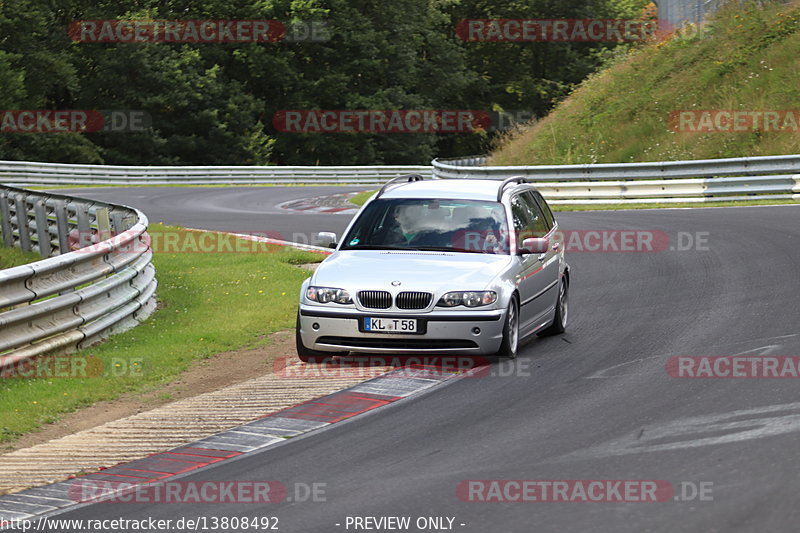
[520,192,549,236]
[530,191,555,230]
[510,194,530,233]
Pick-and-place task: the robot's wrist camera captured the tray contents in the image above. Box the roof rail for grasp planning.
[376,174,425,199]
[496,176,529,202]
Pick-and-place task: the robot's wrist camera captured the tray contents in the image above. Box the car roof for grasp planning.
[379,178,530,202]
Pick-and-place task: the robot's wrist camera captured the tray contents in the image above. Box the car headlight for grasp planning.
[306,286,353,304]
[436,291,497,308]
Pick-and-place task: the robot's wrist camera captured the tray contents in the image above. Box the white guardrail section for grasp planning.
[432,154,800,204]
[0,185,156,364]
[0,160,433,186]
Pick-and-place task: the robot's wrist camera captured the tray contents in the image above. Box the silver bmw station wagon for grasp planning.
[295,176,569,361]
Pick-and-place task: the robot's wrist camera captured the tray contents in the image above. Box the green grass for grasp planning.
[27,183,361,190]
[0,246,41,269]
[0,225,323,443]
[551,198,800,211]
[491,0,800,165]
[350,190,377,206]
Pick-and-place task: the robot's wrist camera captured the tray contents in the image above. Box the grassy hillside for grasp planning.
[490,0,800,165]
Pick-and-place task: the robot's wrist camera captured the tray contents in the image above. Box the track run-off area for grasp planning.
[17,187,800,532]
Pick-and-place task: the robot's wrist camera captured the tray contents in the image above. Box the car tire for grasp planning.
[496,294,520,359]
[295,313,337,363]
[538,277,568,337]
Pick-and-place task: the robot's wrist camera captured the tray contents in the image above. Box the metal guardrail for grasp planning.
[0,185,156,364]
[0,160,433,186]
[4,153,799,204]
[432,155,800,204]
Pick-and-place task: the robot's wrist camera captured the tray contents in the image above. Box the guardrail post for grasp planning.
[110,211,125,235]
[33,200,51,257]
[76,204,92,248]
[123,214,137,231]
[96,208,111,242]
[0,191,12,248]
[54,200,69,254]
[13,193,32,252]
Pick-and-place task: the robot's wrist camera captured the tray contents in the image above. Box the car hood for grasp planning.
[312,250,511,291]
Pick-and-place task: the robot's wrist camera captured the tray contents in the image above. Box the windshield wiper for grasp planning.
[411,246,499,254]
[343,244,505,254]
[342,244,413,251]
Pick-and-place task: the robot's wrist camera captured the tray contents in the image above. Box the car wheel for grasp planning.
[538,277,568,337]
[496,294,519,359]
[295,312,337,363]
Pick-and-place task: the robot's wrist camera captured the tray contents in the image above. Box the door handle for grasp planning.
[537,253,546,261]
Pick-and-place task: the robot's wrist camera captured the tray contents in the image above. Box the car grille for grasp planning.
[358,290,392,309]
[395,291,432,310]
[317,336,478,350]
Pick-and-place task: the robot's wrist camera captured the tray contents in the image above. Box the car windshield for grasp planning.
[341,198,510,254]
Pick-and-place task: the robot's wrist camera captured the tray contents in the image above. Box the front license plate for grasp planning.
[364,317,418,333]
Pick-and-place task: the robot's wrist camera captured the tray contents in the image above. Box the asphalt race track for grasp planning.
[44,188,800,532]
[54,186,367,241]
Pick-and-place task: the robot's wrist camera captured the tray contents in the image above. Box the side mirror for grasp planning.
[314,232,338,249]
[520,237,549,255]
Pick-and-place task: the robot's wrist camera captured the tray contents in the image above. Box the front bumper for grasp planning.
[298,305,506,355]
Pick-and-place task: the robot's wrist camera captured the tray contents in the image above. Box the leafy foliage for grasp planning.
[0,0,646,164]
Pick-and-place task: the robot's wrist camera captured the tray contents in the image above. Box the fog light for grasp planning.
[312,323,320,331]
[471,327,481,335]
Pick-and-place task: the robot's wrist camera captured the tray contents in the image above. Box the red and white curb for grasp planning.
[280,204,358,215]
[276,192,361,215]
[0,364,474,522]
